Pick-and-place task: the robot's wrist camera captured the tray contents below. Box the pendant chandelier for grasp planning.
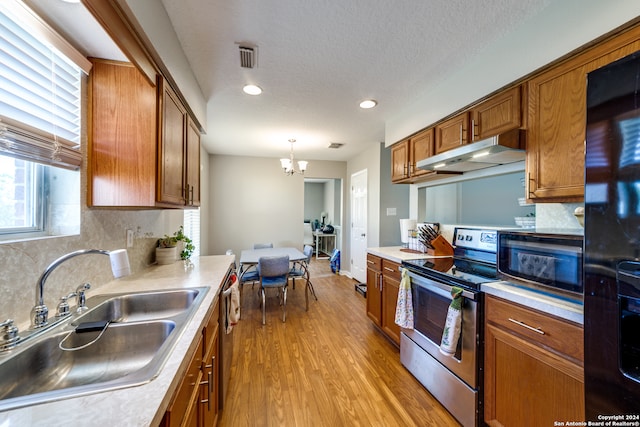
[280,139,308,175]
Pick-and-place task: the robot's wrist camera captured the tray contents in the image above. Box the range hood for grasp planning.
[417,129,525,172]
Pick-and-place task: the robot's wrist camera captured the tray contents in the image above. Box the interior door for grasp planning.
[351,169,367,283]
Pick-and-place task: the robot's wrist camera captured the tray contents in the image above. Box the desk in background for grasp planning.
[314,231,336,260]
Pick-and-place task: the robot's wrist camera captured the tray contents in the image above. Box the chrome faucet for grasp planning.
[31,249,130,329]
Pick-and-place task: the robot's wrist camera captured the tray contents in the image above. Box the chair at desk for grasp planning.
[289,245,317,307]
[258,255,290,325]
[303,222,315,253]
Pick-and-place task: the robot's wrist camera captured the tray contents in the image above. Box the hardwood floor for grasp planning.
[218,259,460,426]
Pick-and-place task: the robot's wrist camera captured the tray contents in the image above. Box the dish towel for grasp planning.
[395,268,414,329]
[440,286,464,357]
[226,273,240,334]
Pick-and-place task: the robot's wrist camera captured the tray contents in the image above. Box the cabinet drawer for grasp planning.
[367,254,382,272]
[486,295,583,363]
[381,259,401,281]
[164,335,204,427]
[203,296,219,359]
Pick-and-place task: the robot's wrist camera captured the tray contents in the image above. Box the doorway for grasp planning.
[350,169,367,283]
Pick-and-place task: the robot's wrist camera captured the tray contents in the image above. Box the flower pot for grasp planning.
[156,247,177,265]
[176,241,185,260]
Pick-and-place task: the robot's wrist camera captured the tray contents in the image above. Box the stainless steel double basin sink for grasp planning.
[0,287,208,411]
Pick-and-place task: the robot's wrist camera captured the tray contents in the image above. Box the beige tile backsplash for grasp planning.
[0,207,181,331]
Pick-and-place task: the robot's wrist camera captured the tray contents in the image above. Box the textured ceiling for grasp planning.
[159,0,553,162]
[27,0,558,163]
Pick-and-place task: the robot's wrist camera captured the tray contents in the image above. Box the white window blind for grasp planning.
[184,209,201,257]
[0,1,86,170]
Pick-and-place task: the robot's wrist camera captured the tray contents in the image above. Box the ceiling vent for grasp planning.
[239,45,257,68]
[328,142,344,149]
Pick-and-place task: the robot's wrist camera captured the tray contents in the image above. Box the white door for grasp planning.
[350,169,367,283]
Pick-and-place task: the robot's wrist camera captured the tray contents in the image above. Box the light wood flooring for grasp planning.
[218,258,460,427]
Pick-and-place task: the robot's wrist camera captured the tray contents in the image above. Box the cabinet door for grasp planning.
[391,140,410,182]
[526,28,640,202]
[88,59,157,207]
[472,86,521,141]
[381,275,400,345]
[186,118,201,207]
[409,128,434,179]
[485,323,584,426]
[366,268,382,326]
[158,80,187,205]
[435,112,470,154]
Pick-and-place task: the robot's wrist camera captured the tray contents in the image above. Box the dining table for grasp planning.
[238,247,315,311]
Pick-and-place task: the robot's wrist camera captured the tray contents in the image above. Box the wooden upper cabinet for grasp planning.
[409,128,435,179]
[158,79,187,206]
[88,60,202,208]
[87,59,158,208]
[526,25,640,202]
[391,128,435,183]
[391,139,410,182]
[472,86,522,141]
[435,111,470,154]
[186,118,201,207]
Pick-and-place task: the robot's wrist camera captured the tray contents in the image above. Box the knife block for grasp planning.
[427,235,454,256]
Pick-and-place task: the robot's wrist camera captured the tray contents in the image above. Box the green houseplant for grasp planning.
[173,226,195,260]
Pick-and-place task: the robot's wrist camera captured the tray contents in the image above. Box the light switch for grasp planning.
[387,208,397,216]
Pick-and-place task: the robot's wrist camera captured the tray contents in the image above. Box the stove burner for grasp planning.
[402,256,497,290]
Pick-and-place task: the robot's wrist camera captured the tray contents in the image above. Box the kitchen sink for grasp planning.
[0,287,208,411]
[72,288,202,324]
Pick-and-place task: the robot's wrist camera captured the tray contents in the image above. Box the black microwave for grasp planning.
[497,229,584,295]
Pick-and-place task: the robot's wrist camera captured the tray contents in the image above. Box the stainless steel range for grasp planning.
[400,227,498,427]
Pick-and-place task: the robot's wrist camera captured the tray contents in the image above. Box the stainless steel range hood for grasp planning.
[417,129,525,173]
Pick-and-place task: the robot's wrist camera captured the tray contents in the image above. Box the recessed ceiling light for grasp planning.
[243,84,262,95]
[359,99,377,109]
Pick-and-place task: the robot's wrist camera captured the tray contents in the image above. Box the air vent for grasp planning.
[328,142,344,149]
[239,46,256,68]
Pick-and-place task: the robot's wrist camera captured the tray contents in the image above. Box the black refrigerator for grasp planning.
[585,51,640,417]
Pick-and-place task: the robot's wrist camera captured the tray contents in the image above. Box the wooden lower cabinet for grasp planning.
[366,254,401,346]
[162,295,220,427]
[484,295,584,426]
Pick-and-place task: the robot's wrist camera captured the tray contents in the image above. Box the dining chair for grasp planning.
[289,245,317,310]
[253,243,273,249]
[258,255,290,325]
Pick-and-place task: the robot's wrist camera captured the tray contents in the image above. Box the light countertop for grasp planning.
[482,281,583,325]
[367,246,442,263]
[0,255,234,426]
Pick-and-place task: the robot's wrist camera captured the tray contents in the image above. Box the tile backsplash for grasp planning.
[0,206,182,331]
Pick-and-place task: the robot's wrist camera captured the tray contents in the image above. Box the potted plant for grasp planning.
[156,234,178,265]
[173,226,195,260]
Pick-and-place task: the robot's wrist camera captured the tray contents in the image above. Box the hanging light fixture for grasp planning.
[280,139,308,175]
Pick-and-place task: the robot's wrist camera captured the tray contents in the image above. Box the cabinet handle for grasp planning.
[379,275,383,291]
[200,371,213,410]
[471,119,477,141]
[508,318,545,335]
[384,267,395,273]
[459,125,463,145]
[367,260,375,265]
[527,173,536,198]
[189,186,194,205]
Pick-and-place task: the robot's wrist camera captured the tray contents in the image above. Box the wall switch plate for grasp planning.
[387,207,397,216]
[126,229,134,248]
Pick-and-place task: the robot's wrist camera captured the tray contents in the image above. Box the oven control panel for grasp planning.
[454,228,497,252]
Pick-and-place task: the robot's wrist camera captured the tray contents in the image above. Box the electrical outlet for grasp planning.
[126,229,134,248]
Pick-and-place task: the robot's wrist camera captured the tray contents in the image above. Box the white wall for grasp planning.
[207,155,347,257]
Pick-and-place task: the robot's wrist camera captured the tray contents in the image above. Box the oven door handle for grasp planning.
[407,270,478,301]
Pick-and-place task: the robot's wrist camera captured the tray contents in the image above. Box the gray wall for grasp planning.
[379,144,410,246]
[304,182,324,223]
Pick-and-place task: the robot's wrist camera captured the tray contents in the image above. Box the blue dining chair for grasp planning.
[258,255,290,325]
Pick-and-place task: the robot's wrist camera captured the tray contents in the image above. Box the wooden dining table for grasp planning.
[238,247,315,311]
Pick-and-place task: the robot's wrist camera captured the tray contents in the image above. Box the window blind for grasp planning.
[0,2,85,170]
[184,209,201,257]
